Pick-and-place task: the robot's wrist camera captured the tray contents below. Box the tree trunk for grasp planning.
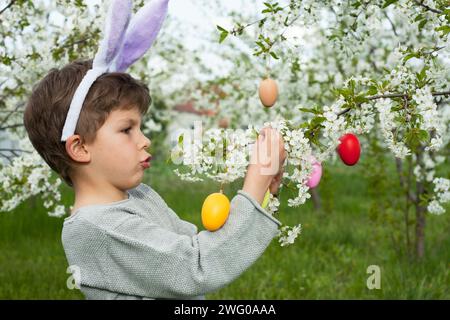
[394,157,414,258]
[415,180,426,260]
[310,188,321,210]
[414,148,426,260]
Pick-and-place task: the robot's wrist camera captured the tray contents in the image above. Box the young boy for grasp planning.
[23,59,286,300]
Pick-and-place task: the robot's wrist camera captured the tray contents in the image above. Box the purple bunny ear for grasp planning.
[112,0,170,72]
[93,0,132,69]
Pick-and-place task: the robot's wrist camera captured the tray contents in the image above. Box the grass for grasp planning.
[0,156,449,299]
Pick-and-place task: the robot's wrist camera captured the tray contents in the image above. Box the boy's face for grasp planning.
[84,107,151,190]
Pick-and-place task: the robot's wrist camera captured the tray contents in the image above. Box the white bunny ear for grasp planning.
[93,0,133,69]
[61,0,133,141]
[111,0,170,72]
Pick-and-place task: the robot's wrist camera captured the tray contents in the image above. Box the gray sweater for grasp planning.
[61,183,281,300]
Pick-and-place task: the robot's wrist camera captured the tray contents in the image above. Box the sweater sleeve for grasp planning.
[98,190,281,298]
[134,183,198,236]
[165,206,198,236]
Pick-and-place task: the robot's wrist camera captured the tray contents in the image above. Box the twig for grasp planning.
[0,148,32,154]
[241,3,292,30]
[0,101,23,128]
[413,0,443,14]
[423,46,445,55]
[0,123,23,130]
[383,10,398,37]
[60,37,90,50]
[0,0,16,16]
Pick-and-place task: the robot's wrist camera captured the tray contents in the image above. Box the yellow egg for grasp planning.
[258,78,278,107]
[201,192,230,231]
[261,189,271,209]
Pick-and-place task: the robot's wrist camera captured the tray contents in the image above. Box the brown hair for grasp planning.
[23,59,151,187]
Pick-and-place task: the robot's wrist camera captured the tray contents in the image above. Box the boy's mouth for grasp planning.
[140,156,152,169]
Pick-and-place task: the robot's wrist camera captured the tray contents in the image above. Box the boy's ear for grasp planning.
[65,135,91,163]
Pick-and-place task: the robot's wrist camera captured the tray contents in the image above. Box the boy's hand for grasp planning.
[243,127,286,204]
[269,167,284,195]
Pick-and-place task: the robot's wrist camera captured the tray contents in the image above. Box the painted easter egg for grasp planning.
[306,156,322,188]
[261,189,271,209]
[258,78,278,108]
[337,133,361,166]
[201,192,230,231]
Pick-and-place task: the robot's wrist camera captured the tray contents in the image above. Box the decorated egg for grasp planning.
[201,192,230,231]
[306,156,322,188]
[218,117,230,129]
[258,78,278,107]
[337,133,361,166]
[261,189,271,209]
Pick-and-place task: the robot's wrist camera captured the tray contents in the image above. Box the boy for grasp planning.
[23,59,286,300]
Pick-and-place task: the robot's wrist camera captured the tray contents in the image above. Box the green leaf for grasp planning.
[269,51,279,60]
[0,54,13,66]
[217,25,229,44]
[391,105,403,112]
[299,107,319,114]
[414,14,424,22]
[418,130,429,142]
[403,52,419,62]
[382,0,398,8]
[310,116,326,127]
[367,85,378,96]
[262,36,272,46]
[216,25,228,32]
[255,41,266,50]
[299,122,310,129]
[435,25,450,35]
[258,18,267,28]
[418,19,427,31]
[219,31,229,43]
[354,95,369,104]
[416,65,429,83]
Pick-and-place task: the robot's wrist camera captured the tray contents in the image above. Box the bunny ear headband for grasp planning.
[61,0,170,142]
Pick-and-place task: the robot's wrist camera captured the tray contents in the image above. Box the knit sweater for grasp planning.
[61,183,281,299]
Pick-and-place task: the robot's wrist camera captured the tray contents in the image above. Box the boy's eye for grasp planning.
[122,127,132,134]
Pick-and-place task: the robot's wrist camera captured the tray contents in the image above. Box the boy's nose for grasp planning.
[141,135,151,149]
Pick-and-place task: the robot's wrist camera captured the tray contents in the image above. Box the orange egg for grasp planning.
[218,117,230,129]
[201,192,230,231]
[258,78,278,107]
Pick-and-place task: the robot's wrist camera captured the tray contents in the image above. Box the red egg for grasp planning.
[337,133,360,166]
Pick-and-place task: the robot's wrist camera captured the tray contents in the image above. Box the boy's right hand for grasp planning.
[242,127,286,204]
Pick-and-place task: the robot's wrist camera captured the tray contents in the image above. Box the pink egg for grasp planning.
[306,156,322,188]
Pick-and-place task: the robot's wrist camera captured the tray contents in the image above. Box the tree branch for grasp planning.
[0,0,16,15]
[60,37,90,50]
[229,3,293,36]
[413,0,443,14]
[0,123,23,130]
[337,90,450,117]
[0,148,32,154]
[0,102,24,128]
[383,10,398,37]
[395,158,417,203]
